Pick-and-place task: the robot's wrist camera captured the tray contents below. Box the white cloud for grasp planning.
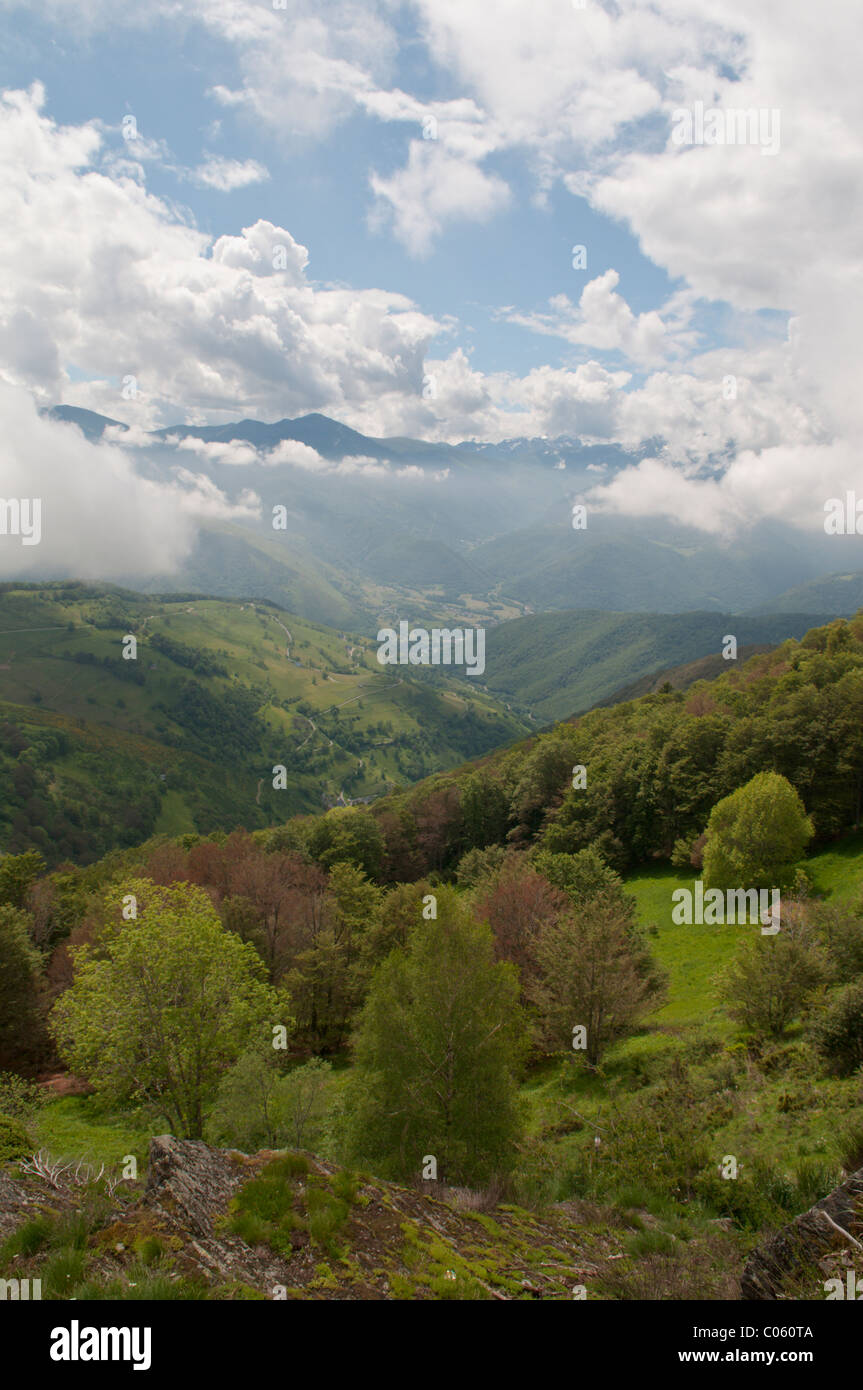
[507,271,691,368]
[585,441,863,539]
[173,437,261,467]
[369,140,510,257]
[0,378,259,577]
[0,87,440,428]
[189,157,269,191]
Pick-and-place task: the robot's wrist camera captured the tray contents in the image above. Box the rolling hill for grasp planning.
[0,582,528,863]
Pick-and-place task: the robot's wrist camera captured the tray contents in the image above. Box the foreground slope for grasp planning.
[0,1136,630,1301]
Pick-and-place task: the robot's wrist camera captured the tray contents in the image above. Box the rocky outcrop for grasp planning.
[144,1135,240,1237]
[141,1136,298,1289]
[741,1166,863,1299]
[1,1135,627,1299]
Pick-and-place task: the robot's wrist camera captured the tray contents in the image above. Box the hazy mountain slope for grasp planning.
[592,643,775,708]
[476,609,835,721]
[746,570,863,616]
[469,513,840,615]
[124,525,358,630]
[44,407,863,623]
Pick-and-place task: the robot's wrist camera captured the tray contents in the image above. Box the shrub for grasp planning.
[719,931,825,1038]
[0,1215,52,1263]
[811,980,863,1076]
[0,1113,32,1162]
[0,1072,45,1121]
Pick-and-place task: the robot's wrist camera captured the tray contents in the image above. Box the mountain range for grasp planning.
[44,407,863,636]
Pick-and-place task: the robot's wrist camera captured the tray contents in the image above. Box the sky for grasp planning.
[0,0,861,561]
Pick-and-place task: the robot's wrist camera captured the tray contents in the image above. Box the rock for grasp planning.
[144,1136,238,1237]
[741,1165,863,1299]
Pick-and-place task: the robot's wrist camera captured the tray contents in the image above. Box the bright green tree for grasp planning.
[344,888,526,1185]
[532,845,626,907]
[307,806,384,877]
[51,880,285,1137]
[702,772,813,892]
[208,1052,332,1151]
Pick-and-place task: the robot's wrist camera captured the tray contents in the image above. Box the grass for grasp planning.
[806,829,863,901]
[624,865,740,1027]
[34,1095,152,1169]
[225,1155,359,1261]
[514,837,863,1223]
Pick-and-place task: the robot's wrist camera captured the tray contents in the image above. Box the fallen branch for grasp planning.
[820,1210,863,1251]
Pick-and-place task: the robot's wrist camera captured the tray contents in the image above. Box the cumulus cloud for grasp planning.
[506,272,692,368]
[585,441,863,539]
[369,140,510,257]
[0,379,260,577]
[0,87,439,427]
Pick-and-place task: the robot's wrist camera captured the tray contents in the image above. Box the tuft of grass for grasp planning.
[42,1247,88,1299]
[306,1188,349,1255]
[331,1169,360,1205]
[626,1228,678,1258]
[0,1215,53,1265]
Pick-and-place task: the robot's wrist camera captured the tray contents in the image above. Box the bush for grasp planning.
[809,901,863,983]
[702,772,813,893]
[207,1053,331,1153]
[0,1072,45,1121]
[719,930,825,1038]
[0,1113,32,1162]
[811,980,863,1076]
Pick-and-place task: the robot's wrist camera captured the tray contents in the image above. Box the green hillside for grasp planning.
[747,570,863,616]
[477,609,834,720]
[0,582,527,863]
